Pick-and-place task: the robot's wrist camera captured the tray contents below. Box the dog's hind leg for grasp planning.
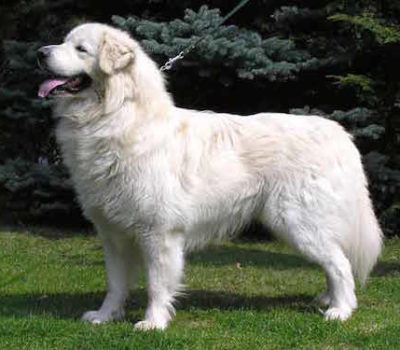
[292,234,357,320]
[82,230,141,324]
[291,230,357,321]
[315,274,333,306]
[319,247,357,321]
[135,231,185,331]
[261,204,357,321]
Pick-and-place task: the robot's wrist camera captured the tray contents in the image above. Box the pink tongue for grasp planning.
[38,78,70,98]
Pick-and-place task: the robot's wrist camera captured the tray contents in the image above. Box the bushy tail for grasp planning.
[348,192,383,285]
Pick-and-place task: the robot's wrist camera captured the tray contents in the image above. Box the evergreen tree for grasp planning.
[0,1,398,234]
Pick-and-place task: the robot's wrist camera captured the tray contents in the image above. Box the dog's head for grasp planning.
[37,23,137,100]
[38,23,171,117]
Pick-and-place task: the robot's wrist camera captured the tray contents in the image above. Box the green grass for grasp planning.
[0,228,399,349]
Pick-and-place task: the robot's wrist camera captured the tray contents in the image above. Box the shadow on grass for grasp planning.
[0,290,316,321]
[180,290,315,313]
[188,245,315,270]
[372,261,400,277]
[0,224,94,239]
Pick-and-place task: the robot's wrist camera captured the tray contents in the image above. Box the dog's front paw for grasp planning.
[82,309,124,324]
[324,307,352,321]
[134,320,167,331]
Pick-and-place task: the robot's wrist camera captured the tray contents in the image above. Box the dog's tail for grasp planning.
[347,188,383,285]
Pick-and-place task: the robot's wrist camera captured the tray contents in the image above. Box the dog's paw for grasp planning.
[315,292,331,306]
[82,309,124,324]
[324,307,352,321]
[134,320,166,331]
[82,310,109,324]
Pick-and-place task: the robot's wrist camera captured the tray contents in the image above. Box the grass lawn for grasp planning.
[0,228,399,349]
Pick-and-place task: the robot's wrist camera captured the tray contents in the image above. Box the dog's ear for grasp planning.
[99,32,135,74]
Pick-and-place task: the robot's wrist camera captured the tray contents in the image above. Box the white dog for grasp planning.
[38,23,382,330]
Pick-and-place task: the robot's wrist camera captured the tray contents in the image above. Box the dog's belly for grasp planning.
[72,159,266,246]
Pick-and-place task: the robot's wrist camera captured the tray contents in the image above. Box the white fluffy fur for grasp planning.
[42,23,382,329]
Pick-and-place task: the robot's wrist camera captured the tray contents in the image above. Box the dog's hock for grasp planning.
[99,33,135,74]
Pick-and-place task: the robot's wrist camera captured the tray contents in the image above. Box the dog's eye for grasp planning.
[76,45,87,53]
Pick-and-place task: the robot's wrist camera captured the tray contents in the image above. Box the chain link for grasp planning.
[159,51,185,72]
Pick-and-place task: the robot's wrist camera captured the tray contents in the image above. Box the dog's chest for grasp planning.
[56,121,162,227]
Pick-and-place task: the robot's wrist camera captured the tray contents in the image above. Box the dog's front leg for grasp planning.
[82,232,141,324]
[134,231,185,331]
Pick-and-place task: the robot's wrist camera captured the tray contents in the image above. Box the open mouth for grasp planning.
[38,74,92,98]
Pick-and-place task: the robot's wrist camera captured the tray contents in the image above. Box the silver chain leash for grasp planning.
[160,51,185,72]
[159,0,251,72]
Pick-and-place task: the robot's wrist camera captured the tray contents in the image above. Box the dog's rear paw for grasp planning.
[134,320,166,331]
[82,309,124,324]
[315,292,331,306]
[324,307,352,321]
[82,311,108,324]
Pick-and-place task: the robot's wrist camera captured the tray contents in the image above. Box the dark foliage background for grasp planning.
[0,0,398,235]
